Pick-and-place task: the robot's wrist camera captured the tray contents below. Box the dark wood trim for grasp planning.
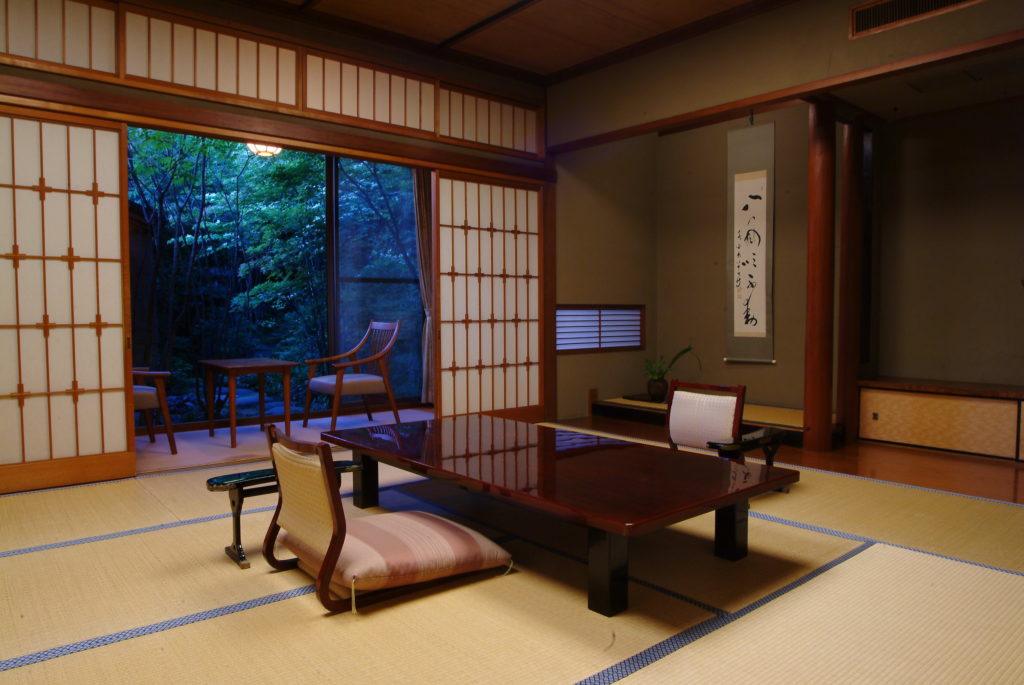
[542,181,557,420]
[554,304,646,355]
[545,0,798,84]
[859,377,1024,402]
[836,122,865,441]
[849,0,987,40]
[437,0,543,50]
[803,100,836,452]
[0,69,555,182]
[0,451,135,494]
[547,28,1024,155]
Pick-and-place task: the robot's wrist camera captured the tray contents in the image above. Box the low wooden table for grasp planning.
[321,416,799,616]
[199,358,298,448]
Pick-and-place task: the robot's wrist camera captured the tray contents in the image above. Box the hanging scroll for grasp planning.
[725,123,774,363]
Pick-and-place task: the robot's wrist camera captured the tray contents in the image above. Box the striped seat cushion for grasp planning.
[280,510,510,597]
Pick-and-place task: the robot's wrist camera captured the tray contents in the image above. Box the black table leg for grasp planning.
[353,452,379,508]
[714,499,749,560]
[588,528,629,616]
[224,487,250,569]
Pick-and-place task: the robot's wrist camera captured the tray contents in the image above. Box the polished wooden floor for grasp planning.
[558,416,1024,504]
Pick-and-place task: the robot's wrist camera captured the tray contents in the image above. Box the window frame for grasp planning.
[555,304,646,355]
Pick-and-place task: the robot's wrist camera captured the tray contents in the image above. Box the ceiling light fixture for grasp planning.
[246,142,282,157]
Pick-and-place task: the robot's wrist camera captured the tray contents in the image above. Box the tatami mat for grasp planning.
[622,544,1024,684]
[2,539,712,684]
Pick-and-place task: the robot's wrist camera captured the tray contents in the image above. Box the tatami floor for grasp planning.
[2,422,1023,683]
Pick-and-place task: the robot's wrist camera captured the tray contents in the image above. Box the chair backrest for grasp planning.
[266,426,345,561]
[665,381,746,454]
[361,320,400,375]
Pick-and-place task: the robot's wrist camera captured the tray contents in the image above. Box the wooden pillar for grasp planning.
[836,122,865,441]
[804,101,836,452]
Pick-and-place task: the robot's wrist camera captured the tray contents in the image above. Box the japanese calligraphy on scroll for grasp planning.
[725,123,774,363]
[733,170,767,337]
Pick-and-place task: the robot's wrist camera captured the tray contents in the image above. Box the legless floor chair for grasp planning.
[303,321,402,430]
[262,426,512,613]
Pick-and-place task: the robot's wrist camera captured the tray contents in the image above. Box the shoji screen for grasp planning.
[437,176,541,417]
[438,88,540,156]
[0,0,117,74]
[0,111,129,481]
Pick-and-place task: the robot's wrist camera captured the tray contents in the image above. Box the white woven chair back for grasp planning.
[668,390,738,454]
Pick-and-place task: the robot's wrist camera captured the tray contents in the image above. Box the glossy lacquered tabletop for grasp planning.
[321,416,799,535]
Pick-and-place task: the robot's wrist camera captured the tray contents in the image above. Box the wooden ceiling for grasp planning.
[274,0,790,81]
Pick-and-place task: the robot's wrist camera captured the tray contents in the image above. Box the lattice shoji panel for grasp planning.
[0,0,116,73]
[438,87,539,156]
[304,53,435,134]
[0,114,127,464]
[124,10,298,106]
[438,177,540,417]
[440,415,539,493]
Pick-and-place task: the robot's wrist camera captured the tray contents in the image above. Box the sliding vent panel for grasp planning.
[556,306,643,352]
[124,10,298,106]
[437,177,541,417]
[0,0,116,73]
[438,87,540,156]
[304,53,435,133]
[851,0,982,37]
[0,114,127,464]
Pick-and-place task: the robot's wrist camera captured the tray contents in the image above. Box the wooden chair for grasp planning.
[303,321,402,430]
[665,381,746,456]
[132,369,177,454]
[262,426,512,613]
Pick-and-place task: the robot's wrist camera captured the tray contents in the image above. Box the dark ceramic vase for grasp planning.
[647,378,668,403]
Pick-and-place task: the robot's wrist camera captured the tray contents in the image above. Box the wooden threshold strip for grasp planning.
[547,28,1024,155]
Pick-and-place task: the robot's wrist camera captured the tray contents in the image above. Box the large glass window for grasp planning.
[335,158,423,402]
[127,127,425,425]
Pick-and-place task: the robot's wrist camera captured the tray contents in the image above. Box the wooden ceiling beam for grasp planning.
[437,0,543,50]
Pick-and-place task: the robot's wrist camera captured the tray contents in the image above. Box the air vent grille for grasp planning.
[851,0,983,38]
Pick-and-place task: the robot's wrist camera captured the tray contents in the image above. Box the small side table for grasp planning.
[199,358,298,448]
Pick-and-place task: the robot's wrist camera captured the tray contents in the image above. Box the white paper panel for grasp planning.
[257,43,276,101]
[452,180,465,227]
[0,118,11,186]
[440,370,453,417]
[90,6,116,73]
[94,129,118,194]
[390,76,405,127]
[41,122,68,189]
[70,193,95,257]
[48,327,73,390]
[8,0,35,58]
[74,328,98,388]
[216,34,237,94]
[513,107,526,151]
[172,24,195,86]
[525,110,538,153]
[124,12,148,77]
[278,48,296,105]
[0,399,20,463]
[149,19,172,82]
[489,104,501,148]
[0,0,8,54]
[23,396,49,460]
[195,29,217,90]
[97,262,121,324]
[374,71,389,123]
[501,104,514,148]
[339,62,355,116]
[405,79,420,129]
[50,394,76,457]
[305,55,323,110]
[71,260,96,324]
[43,192,69,256]
[420,83,434,132]
[15,189,41,255]
[237,39,257,98]
[0,329,16,392]
[476,99,489,144]
[13,118,40,186]
[20,328,46,391]
[99,328,122,388]
[17,259,43,324]
[454,370,467,415]
[438,178,452,225]
[0,258,15,325]
[464,96,476,141]
[76,392,101,455]
[325,59,342,114]
[450,91,463,139]
[439,323,453,368]
[102,390,126,452]
[36,0,61,63]
[357,67,373,120]
[68,125,93,192]
[95,197,119,259]
[45,260,71,322]
[438,89,450,137]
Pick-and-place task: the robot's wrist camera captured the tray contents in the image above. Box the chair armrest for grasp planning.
[708,426,783,451]
[332,350,389,370]
[304,353,350,365]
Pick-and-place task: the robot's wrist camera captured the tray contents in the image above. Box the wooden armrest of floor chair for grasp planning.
[666,381,746,457]
[262,425,512,613]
